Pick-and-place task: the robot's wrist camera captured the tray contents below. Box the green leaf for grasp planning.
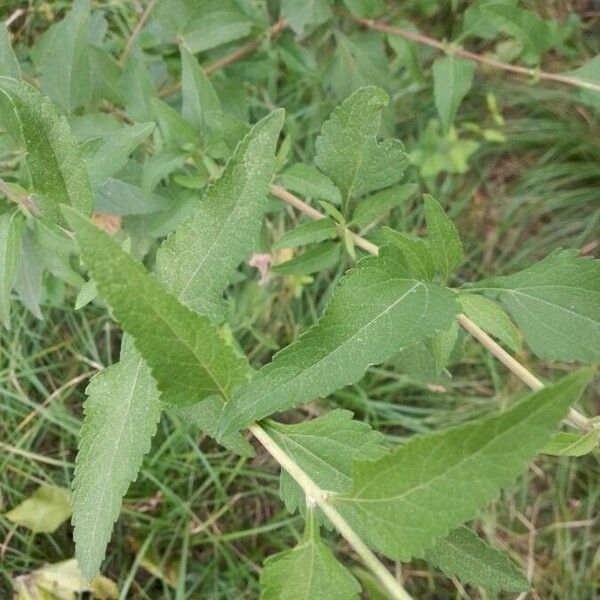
[180,45,221,137]
[382,228,434,281]
[474,250,600,363]
[432,56,475,131]
[314,86,408,203]
[84,122,154,188]
[458,293,521,352]
[425,526,529,592]
[0,78,94,225]
[95,179,171,216]
[181,10,254,54]
[424,195,463,281]
[64,206,250,407]
[543,431,598,457]
[278,164,342,205]
[15,228,43,320]
[72,344,162,579]
[332,369,593,561]
[121,52,155,122]
[30,0,91,113]
[0,24,20,78]
[429,320,459,373]
[566,56,600,108]
[274,218,338,249]
[156,109,284,322]
[351,183,417,228]
[280,0,331,36]
[0,211,23,328]
[262,410,385,517]
[219,245,459,435]
[260,513,360,600]
[271,241,341,275]
[5,485,71,533]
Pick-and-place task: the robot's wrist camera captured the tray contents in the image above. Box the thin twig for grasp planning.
[120,0,158,66]
[346,14,600,94]
[269,184,592,433]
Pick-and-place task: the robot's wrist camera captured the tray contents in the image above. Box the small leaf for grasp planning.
[424,194,463,281]
[428,320,459,373]
[474,250,600,363]
[351,183,417,228]
[95,179,171,216]
[382,228,435,281]
[5,485,71,533]
[425,526,529,592]
[15,228,43,320]
[543,431,598,457]
[432,55,475,131]
[458,293,521,352]
[272,241,341,275]
[278,164,342,205]
[181,10,254,54]
[280,0,331,36]
[566,56,600,108]
[0,24,20,78]
[0,210,23,328]
[273,218,338,249]
[0,77,94,225]
[332,369,593,561]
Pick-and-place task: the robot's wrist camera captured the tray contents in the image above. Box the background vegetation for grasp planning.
[0,1,598,598]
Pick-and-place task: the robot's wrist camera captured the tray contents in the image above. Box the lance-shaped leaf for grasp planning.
[331,369,593,561]
[0,24,20,78]
[0,77,93,225]
[156,109,285,322]
[260,513,360,600]
[474,250,600,363]
[262,410,385,517]
[432,56,475,131]
[425,526,529,592]
[314,86,408,202]
[0,211,24,328]
[219,245,459,435]
[543,430,598,457]
[64,207,250,407]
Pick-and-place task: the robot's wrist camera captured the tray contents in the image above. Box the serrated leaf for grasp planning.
[0,210,23,328]
[314,86,408,203]
[156,109,284,322]
[351,183,417,228]
[272,241,340,275]
[425,526,529,592]
[72,345,162,579]
[382,227,434,281]
[181,10,254,54]
[260,514,360,600]
[0,24,20,78]
[458,293,521,352]
[424,195,463,281]
[5,485,71,533]
[543,430,598,457]
[432,56,475,131]
[474,250,600,362]
[331,369,593,561]
[274,218,337,249]
[278,164,342,205]
[64,206,250,407]
[263,410,385,517]
[180,45,221,137]
[0,77,94,225]
[219,244,459,435]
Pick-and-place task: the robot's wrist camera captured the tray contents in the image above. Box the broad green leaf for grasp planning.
[567,56,600,108]
[0,24,19,78]
[331,369,593,561]
[474,250,600,363]
[30,0,91,113]
[121,52,155,122]
[84,122,154,188]
[425,526,529,592]
[342,0,385,17]
[382,227,434,281]
[280,0,331,36]
[64,206,250,407]
[180,46,221,136]
[278,164,342,205]
[273,218,337,249]
[89,46,123,105]
[219,244,459,435]
[351,183,417,228]
[72,344,162,579]
[260,513,360,600]
[432,56,475,131]
[0,211,23,328]
[156,109,284,322]
[458,293,520,352]
[424,195,463,281]
[543,431,598,457]
[272,241,340,275]
[263,410,385,517]
[181,10,254,54]
[314,86,408,203]
[5,485,71,533]
[0,78,94,225]
[95,179,171,216]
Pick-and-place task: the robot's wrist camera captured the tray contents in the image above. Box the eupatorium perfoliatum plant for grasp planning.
[0,9,598,596]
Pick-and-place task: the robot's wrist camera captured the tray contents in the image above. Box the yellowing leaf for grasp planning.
[5,485,71,533]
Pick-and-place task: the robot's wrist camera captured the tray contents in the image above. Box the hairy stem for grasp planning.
[269,184,592,432]
[250,424,413,600]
